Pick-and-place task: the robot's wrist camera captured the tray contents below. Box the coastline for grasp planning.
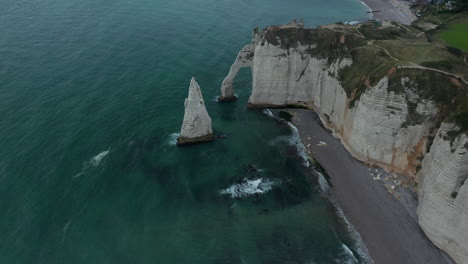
[289,109,454,264]
[360,0,417,25]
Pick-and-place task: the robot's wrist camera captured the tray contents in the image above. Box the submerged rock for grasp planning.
[177,77,214,146]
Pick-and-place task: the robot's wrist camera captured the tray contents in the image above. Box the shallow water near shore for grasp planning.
[0,0,370,263]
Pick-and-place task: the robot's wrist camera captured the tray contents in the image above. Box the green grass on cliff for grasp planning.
[337,46,395,103]
[437,23,468,52]
[388,68,468,135]
[421,11,468,53]
[388,69,461,103]
[375,39,468,80]
[263,22,468,134]
[263,26,366,63]
[375,41,448,63]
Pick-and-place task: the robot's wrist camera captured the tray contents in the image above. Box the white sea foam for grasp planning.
[262,109,370,262]
[263,109,309,167]
[336,243,359,264]
[62,219,71,242]
[344,21,361,25]
[262,108,274,117]
[90,150,109,167]
[168,132,180,146]
[72,172,83,179]
[317,171,331,194]
[285,122,310,167]
[219,178,278,198]
[73,149,110,179]
[316,173,373,263]
[360,1,374,19]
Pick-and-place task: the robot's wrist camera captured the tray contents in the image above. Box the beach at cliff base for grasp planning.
[289,109,454,264]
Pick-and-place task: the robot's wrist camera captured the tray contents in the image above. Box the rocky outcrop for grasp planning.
[220,23,468,262]
[416,124,468,264]
[177,78,214,146]
[219,43,255,102]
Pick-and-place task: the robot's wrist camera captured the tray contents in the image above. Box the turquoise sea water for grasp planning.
[0,0,371,263]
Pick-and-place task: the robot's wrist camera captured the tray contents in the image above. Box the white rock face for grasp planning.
[417,124,468,264]
[342,77,438,175]
[178,77,213,145]
[221,30,438,174]
[219,44,255,101]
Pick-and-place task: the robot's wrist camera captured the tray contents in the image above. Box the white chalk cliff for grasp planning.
[417,123,468,264]
[177,77,214,145]
[220,23,468,263]
[221,24,438,175]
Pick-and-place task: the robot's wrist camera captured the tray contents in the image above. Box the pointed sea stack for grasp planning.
[177,78,214,146]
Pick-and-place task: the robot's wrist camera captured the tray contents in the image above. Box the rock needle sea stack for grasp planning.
[177,77,214,146]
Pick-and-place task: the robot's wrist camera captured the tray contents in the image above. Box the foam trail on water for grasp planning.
[219,178,278,198]
[62,219,71,242]
[73,149,110,179]
[90,150,109,167]
[72,172,83,179]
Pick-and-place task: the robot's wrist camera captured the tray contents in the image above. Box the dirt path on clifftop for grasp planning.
[290,109,454,264]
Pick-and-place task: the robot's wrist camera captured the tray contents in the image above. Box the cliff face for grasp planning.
[177,77,214,145]
[220,22,468,263]
[416,123,468,264]
[221,24,440,175]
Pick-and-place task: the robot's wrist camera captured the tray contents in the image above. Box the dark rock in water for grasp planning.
[247,164,258,174]
[177,134,214,146]
[217,95,238,103]
[218,133,229,139]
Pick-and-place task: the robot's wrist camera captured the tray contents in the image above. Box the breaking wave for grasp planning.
[336,243,360,264]
[219,178,278,198]
[285,122,310,167]
[316,172,373,264]
[263,109,309,167]
[168,133,180,146]
[262,108,275,118]
[262,110,371,263]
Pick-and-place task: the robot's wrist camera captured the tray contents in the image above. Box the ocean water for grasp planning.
[0,0,371,263]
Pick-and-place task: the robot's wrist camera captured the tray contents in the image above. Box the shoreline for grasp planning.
[289,109,454,264]
[360,0,417,25]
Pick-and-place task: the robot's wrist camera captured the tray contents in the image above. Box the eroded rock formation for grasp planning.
[177,77,214,146]
[219,22,468,262]
[417,123,468,264]
[219,23,441,175]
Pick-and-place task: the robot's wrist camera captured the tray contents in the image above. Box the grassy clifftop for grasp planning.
[259,21,468,136]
